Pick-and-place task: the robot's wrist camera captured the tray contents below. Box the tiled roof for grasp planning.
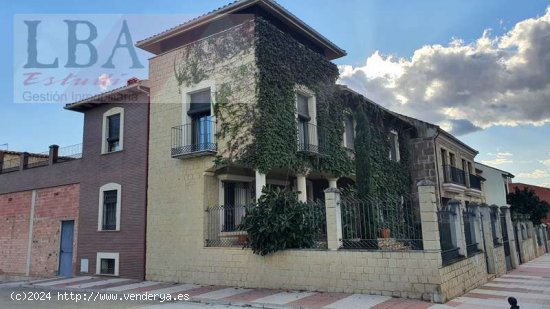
[136,0,346,59]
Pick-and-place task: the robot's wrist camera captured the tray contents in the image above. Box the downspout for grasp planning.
[433,130,442,203]
[138,84,150,281]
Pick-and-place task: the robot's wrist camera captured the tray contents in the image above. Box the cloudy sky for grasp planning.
[1,0,549,187]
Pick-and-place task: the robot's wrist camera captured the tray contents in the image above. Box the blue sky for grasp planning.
[1,0,549,187]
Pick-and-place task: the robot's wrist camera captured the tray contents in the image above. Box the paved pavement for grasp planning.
[2,254,549,308]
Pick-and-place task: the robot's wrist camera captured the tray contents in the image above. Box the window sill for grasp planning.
[96,273,119,277]
[97,230,120,232]
[101,149,124,156]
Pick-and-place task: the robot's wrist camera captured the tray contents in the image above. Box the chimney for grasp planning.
[127,77,140,85]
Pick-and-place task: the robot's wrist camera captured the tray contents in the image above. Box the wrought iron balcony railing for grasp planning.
[469,174,482,190]
[171,121,217,158]
[297,122,329,156]
[443,165,466,186]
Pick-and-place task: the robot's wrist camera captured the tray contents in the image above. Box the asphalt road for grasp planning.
[0,283,244,309]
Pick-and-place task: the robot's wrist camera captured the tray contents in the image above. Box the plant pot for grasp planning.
[380,228,391,239]
[237,234,249,245]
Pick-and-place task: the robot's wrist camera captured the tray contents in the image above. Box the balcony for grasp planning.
[297,122,329,156]
[442,165,466,193]
[171,121,217,159]
[469,174,482,190]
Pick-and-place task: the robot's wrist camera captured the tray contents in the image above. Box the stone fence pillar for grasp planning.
[324,188,342,250]
[480,204,496,273]
[501,206,519,268]
[417,180,441,254]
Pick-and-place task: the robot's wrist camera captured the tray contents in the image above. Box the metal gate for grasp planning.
[500,214,512,271]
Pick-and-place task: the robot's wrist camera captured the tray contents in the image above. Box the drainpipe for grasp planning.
[432,130,442,202]
[138,83,150,281]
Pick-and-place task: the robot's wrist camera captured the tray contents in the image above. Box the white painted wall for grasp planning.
[475,163,511,206]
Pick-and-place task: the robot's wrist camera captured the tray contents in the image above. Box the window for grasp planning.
[96,252,119,276]
[102,190,117,230]
[222,181,251,232]
[101,107,124,154]
[441,149,448,165]
[187,89,213,152]
[98,183,121,231]
[388,130,400,162]
[295,89,318,153]
[344,115,354,150]
[449,153,456,166]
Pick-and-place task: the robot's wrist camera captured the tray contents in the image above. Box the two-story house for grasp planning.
[0,79,149,279]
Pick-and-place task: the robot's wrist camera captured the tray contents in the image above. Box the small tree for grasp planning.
[507,187,549,224]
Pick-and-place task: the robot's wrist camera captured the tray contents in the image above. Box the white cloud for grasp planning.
[481,152,513,166]
[516,169,549,179]
[98,74,112,91]
[540,159,550,167]
[338,7,550,136]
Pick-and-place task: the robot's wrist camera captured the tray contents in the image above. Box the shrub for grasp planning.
[239,187,318,255]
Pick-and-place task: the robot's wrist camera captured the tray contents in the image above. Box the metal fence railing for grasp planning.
[171,121,217,158]
[297,122,329,156]
[205,201,327,249]
[340,195,423,251]
[443,165,466,186]
[438,205,461,265]
[58,143,83,161]
[463,207,479,256]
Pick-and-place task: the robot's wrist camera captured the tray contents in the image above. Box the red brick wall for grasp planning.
[31,185,79,277]
[0,184,79,277]
[0,191,32,275]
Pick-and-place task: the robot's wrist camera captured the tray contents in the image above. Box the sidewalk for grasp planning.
[22,254,550,309]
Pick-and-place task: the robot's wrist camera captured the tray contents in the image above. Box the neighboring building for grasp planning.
[0,79,150,279]
[509,183,550,225]
[475,163,514,207]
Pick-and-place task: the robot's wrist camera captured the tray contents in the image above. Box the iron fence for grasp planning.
[340,195,423,250]
[0,157,20,173]
[463,207,479,256]
[58,143,83,161]
[171,121,217,158]
[438,205,462,265]
[205,201,327,249]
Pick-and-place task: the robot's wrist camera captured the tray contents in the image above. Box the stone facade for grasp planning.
[438,254,487,301]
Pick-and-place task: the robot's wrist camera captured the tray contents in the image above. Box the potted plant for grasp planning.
[379,226,391,238]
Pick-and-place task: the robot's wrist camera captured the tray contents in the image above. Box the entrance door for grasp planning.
[58,220,74,277]
[500,214,512,271]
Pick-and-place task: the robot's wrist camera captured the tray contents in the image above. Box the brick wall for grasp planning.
[439,254,487,301]
[0,184,79,277]
[0,191,32,275]
[30,184,79,277]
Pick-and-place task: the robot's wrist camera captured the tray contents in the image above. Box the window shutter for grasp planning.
[297,94,310,119]
[188,89,211,115]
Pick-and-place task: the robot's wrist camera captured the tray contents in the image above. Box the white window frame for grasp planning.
[98,183,122,231]
[96,252,119,276]
[389,130,400,162]
[101,107,124,154]
[343,115,355,149]
[181,79,217,126]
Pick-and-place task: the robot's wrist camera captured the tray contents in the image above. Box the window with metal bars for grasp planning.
[107,114,121,152]
[100,258,115,275]
[102,190,117,231]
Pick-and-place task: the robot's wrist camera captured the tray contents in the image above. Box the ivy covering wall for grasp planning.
[172,16,414,198]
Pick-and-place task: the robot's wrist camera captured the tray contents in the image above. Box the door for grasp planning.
[58,220,74,277]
